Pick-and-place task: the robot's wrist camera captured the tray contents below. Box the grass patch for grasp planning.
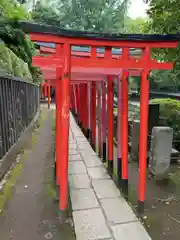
[0,163,23,213]
[45,169,57,199]
[41,109,48,124]
[0,149,29,214]
[169,170,180,185]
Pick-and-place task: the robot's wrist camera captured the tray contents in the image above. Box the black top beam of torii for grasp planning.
[18,21,180,42]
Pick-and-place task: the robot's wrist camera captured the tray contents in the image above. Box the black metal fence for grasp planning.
[0,74,40,159]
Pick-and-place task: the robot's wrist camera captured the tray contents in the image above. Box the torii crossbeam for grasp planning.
[19,21,180,214]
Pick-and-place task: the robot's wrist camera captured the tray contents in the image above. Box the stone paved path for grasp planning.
[0,108,75,240]
[69,114,151,240]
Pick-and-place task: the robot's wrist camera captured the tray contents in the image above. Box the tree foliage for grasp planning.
[32,0,130,32]
[146,0,180,91]
[0,0,42,82]
[124,17,147,33]
[0,0,30,20]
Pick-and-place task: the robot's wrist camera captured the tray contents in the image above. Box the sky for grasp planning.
[128,0,149,19]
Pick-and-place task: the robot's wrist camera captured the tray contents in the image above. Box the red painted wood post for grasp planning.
[55,44,63,186]
[107,75,114,176]
[89,82,92,143]
[91,82,96,151]
[59,43,71,211]
[102,80,107,163]
[70,85,74,114]
[81,84,85,133]
[84,83,88,138]
[48,84,51,109]
[69,85,72,111]
[121,71,129,198]
[56,66,62,186]
[79,84,82,127]
[76,84,80,124]
[44,83,47,98]
[73,84,77,118]
[138,48,150,215]
[97,82,102,158]
[81,84,85,131]
[79,84,83,129]
[117,78,122,187]
[120,47,129,198]
[87,82,91,140]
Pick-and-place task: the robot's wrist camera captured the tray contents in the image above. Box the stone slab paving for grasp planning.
[69,114,151,240]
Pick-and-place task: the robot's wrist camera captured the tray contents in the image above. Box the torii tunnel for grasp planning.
[19,21,179,214]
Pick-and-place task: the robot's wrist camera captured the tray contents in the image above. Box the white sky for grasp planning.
[128,0,148,19]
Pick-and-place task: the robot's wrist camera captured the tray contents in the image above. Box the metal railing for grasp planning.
[0,73,40,159]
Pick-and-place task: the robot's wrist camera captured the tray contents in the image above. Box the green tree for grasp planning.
[0,0,30,20]
[32,0,130,32]
[146,0,180,91]
[124,17,147,33]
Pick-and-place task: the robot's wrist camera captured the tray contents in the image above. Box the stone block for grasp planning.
[73,208,112,240]
[69,174,91,189]
[100,197,137,225]
[70,189,99,210]
[69,154,82,161]
[68,161,86,174]
[69,148,79,155]
[111,221,151,240]
[87,167,110,180]
[75,136,87,143]
[83,155,102,167]
[69,143,77,149]
[78,142,92,150]
[80,150,97,158]
[92,179,120,199]
[149,126,173,177]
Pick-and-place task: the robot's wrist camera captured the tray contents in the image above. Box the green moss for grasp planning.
[44,110,56,199]
[0,163,23,213]
[52,110,56,132]
[45,170,57,199]
[128,187,137,206]
[40,110,47,124]
[169,170,180,185]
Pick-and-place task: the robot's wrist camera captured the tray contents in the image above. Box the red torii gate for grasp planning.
[20,21,179,215]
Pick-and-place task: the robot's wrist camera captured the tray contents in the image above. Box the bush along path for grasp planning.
[0,107,75,240]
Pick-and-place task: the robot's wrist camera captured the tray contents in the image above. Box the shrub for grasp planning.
[151,98,180,150]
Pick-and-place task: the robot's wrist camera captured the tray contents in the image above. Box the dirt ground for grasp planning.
[126,158,180,240]
[0,108,75,240]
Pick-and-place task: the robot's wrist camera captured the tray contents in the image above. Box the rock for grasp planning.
[44,232,53,239]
